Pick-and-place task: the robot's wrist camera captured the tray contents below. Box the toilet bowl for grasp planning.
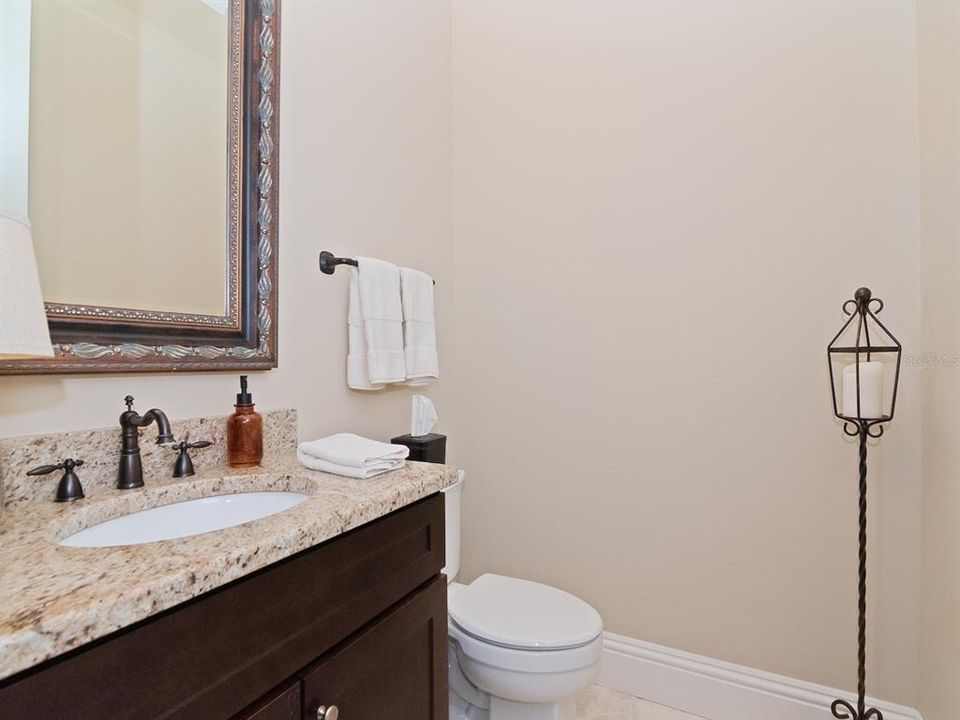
[442,476,603,720]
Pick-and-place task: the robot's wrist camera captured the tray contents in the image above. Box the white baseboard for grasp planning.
[598,632,923,720]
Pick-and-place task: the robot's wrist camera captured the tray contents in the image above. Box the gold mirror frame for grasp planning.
[1,0,279,375]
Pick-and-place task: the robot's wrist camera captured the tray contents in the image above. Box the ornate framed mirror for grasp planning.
[0,0,279,374]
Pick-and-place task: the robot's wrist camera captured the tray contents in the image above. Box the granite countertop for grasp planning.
[0,455,458,681]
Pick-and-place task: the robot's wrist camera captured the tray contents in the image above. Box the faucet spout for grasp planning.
[145,409,175,445]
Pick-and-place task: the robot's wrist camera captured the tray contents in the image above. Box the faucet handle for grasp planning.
[124,395,135,411]
[171,434,213,478]
[27,458,84,475]
[27,463,63,476]
[27,459,85,502]
[170,432,213,451]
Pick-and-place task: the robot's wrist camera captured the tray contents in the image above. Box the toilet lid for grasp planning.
[449,574,603,650]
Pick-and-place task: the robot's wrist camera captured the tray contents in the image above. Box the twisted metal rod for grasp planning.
[857,426,868,718]
[830,422,883,720]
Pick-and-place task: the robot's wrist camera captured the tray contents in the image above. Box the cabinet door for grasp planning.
[301,575,448,720]
[232,679,300,720]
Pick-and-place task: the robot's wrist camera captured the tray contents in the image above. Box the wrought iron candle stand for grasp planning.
[826,287,902,720]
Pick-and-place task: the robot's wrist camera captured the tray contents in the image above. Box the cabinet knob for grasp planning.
[317,705,339,720]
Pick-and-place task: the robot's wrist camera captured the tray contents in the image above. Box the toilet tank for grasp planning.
[441,470,464,583]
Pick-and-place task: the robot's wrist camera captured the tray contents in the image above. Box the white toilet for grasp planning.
[442,475,603,720]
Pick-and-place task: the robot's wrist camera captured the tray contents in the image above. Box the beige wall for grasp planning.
[918,2,960,718]
[450,0,923,705]
[0,0,453,446]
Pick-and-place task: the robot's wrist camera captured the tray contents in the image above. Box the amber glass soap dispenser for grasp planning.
[227,375,263,467]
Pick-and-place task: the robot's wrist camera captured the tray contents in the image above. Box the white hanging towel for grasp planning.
[347,257,406,389]
[297,433,409,479]
[347,268,380,390]
[400,267,439,385]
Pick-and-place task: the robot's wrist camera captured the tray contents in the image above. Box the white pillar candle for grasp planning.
[841,361,884,419]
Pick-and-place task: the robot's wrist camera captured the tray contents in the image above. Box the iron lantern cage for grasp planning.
[827,286,902,438]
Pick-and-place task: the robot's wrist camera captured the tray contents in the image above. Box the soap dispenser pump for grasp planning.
[227,375,263,467]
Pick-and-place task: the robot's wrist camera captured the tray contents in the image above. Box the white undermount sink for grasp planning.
[59,492,309,548]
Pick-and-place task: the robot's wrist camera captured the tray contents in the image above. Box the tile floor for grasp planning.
[575,685,705,720]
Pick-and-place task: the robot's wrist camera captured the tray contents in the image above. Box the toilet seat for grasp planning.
[449,574,603,651]
[449,619,603,674]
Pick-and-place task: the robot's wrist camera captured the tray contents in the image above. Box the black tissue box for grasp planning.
[391,433,446,464]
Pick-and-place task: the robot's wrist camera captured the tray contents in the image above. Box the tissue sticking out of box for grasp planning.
[411,395,438,437]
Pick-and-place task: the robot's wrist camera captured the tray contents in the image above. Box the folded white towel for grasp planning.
[297,452,405,479]
[299,433,409,467]
[298,434,409,478]
[356,257,406,386]
[400,267,439,386]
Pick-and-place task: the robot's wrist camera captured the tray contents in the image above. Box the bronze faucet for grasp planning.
[118,395,175,489]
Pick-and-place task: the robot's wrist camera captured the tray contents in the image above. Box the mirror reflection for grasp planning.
[8,0,230,317]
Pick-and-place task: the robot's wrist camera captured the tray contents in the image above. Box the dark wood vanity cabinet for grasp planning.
[0,494,448,720]
[233,679,301,720]
[299,575,448,719]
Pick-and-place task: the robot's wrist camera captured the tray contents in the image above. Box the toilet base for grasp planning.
[449,696,577,720]
[489,696,577,720]
[449,694,489,720]
[449,642,580,720]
